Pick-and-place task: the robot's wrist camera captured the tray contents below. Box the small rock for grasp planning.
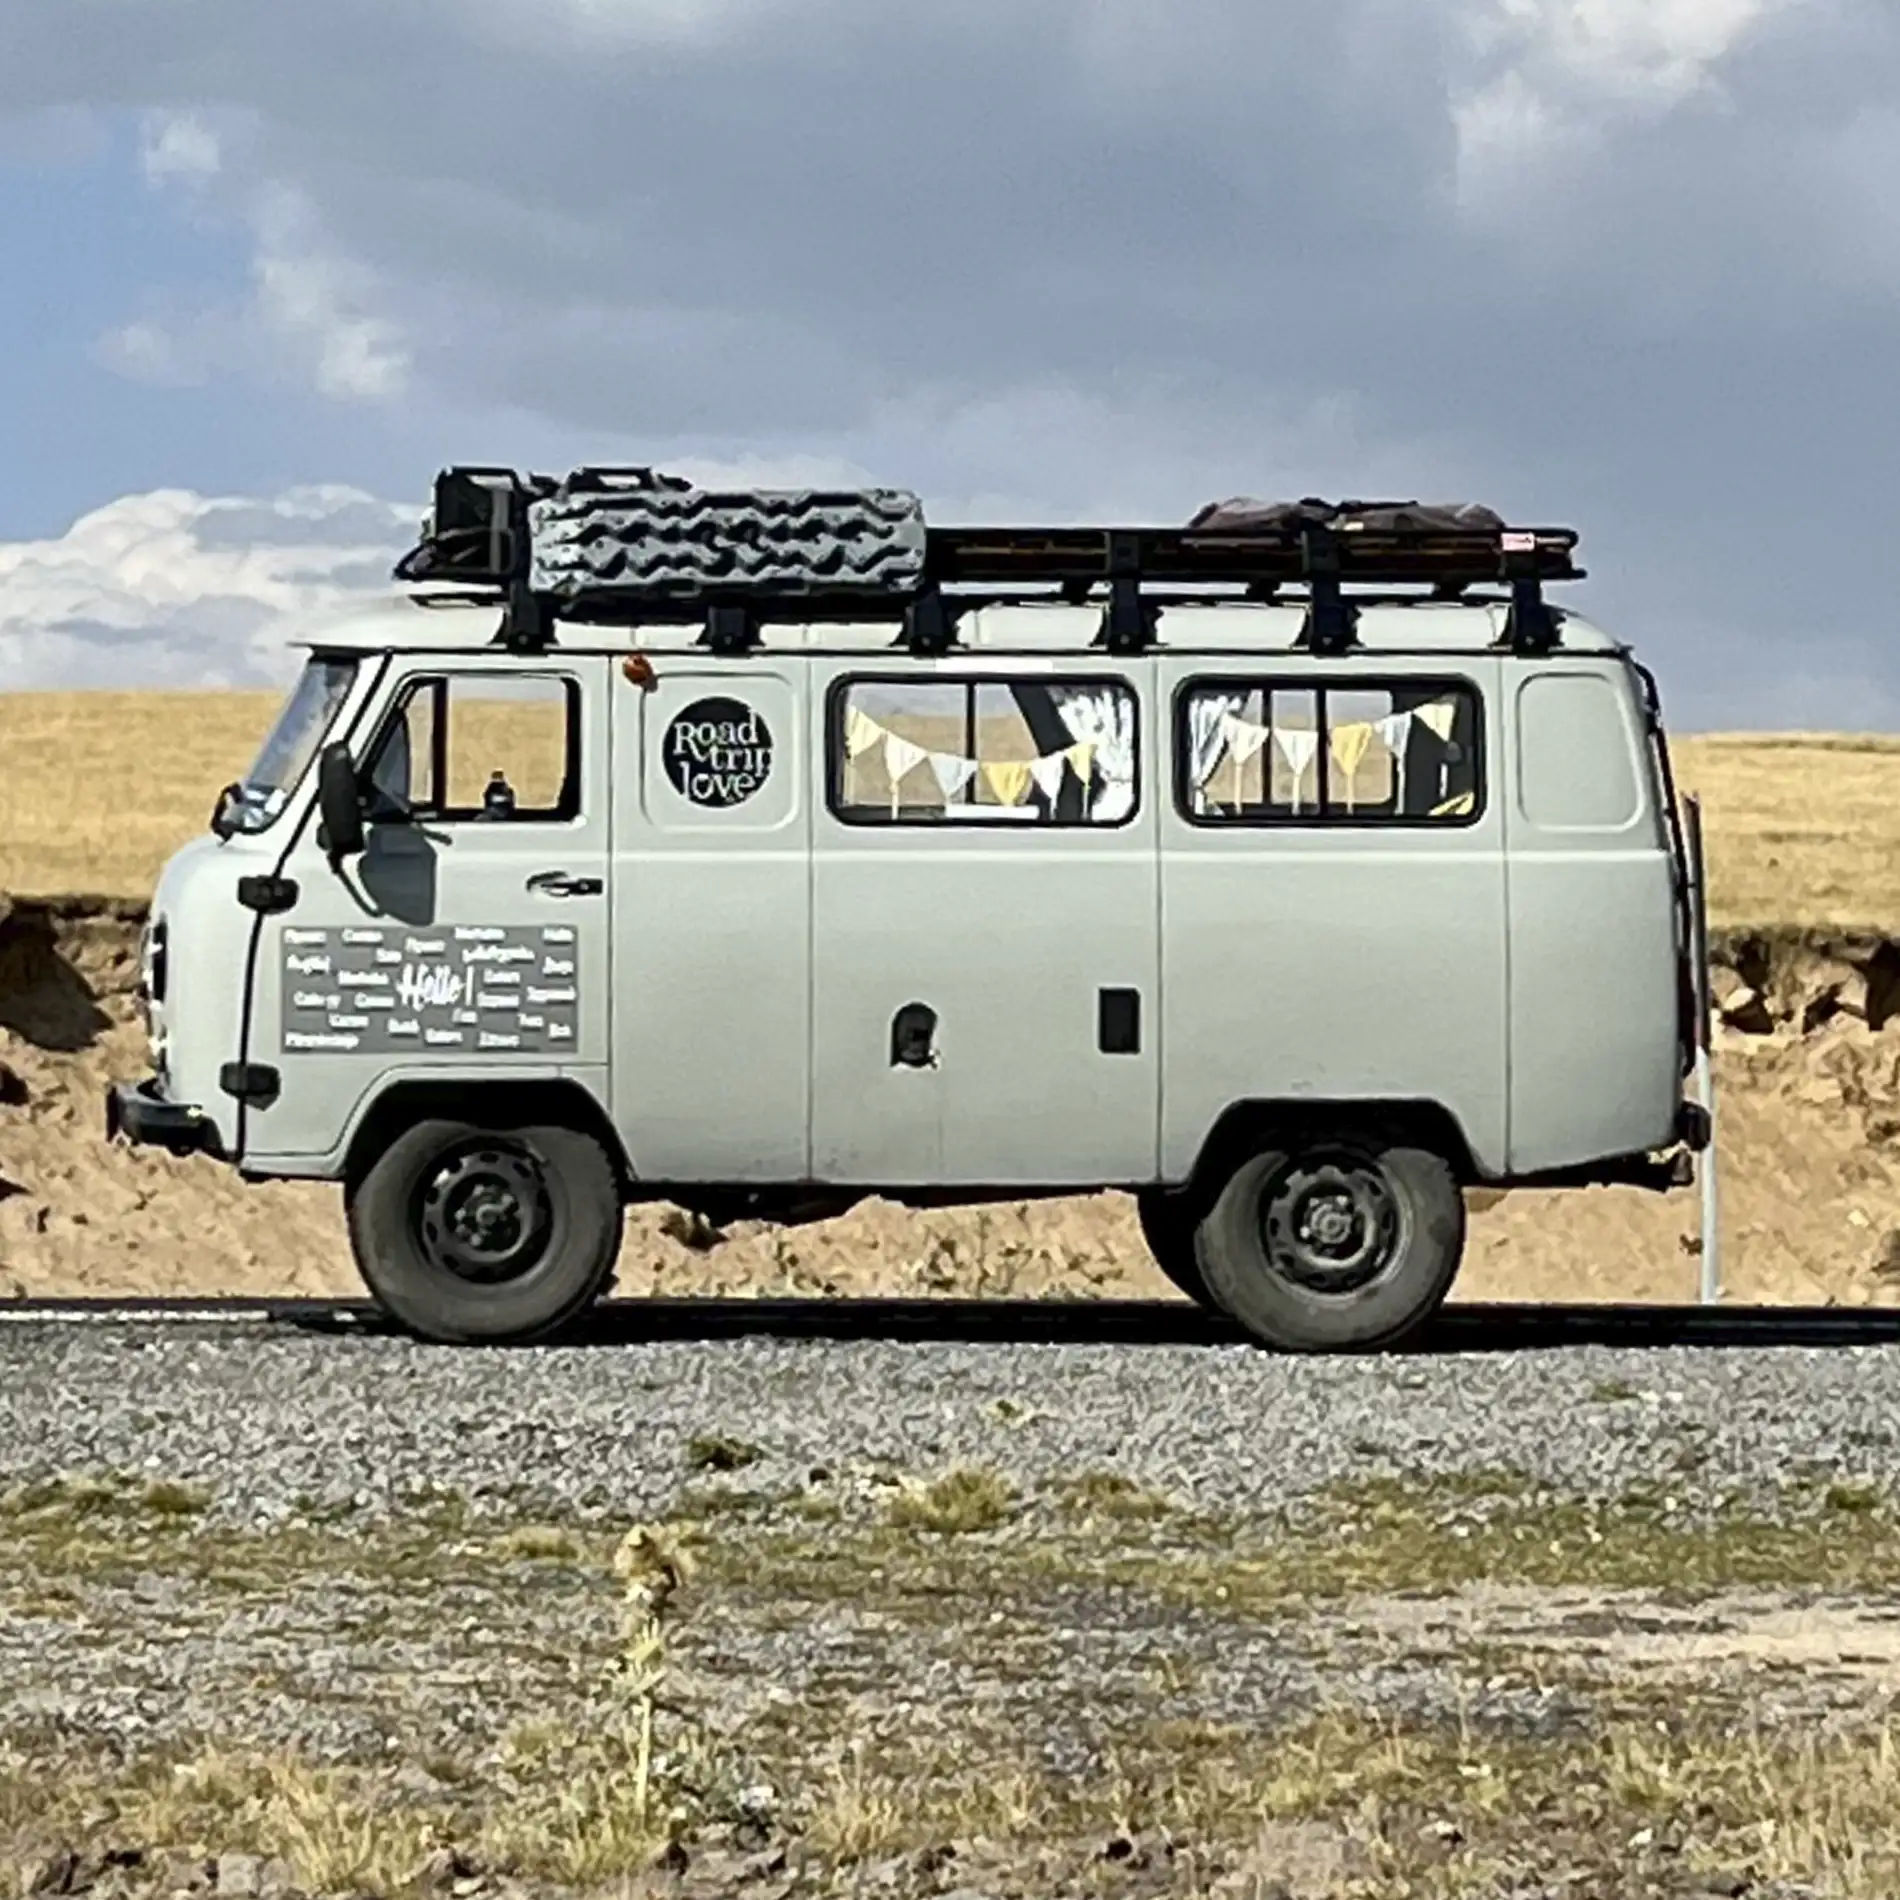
[256,1861,293,1900]
[1697,1875,1751,1898]
[29,1849,86,1897]
[215,1854,262,1899]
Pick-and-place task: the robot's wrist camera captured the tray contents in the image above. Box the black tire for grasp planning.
[346,1117,622,1344]
[1135,1188,1221,1310]
[1194,1138,1463,1352]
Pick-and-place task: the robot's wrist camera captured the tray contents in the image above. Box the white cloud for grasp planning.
[0,488,411,689]
[139,109,220,184]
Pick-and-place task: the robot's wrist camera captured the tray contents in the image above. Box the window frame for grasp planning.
[1171,671,1487,830]
[359,669,585,826]
[823,671,1142,831]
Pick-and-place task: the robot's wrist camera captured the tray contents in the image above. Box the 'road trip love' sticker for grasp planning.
[662,697,773,809]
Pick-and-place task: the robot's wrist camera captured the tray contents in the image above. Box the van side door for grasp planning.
[1503,660,1681,1170]
[809,658,1160,1188]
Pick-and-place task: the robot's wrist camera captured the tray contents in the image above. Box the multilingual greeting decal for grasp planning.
[278,925,579,1055]
[663,696,773,808]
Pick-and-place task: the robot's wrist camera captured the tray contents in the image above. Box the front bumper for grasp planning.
[106,1079,222,1159]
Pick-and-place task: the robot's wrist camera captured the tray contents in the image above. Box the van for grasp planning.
[108,471,1709,1350]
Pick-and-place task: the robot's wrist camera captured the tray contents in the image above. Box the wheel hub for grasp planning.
[417,1146,553,1285]
[1260,1156,1403,1296]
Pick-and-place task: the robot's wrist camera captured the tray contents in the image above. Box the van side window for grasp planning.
[365,675,580,823]
[1179,679,1482,823]
[1516,673,1643,830]
[830,677,1137,826]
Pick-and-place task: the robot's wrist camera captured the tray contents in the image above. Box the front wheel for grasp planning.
[346,1118,622,1344]
[1194,1138,1463,1352]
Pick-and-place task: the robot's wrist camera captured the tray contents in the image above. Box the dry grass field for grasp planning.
[6,686,1900,926]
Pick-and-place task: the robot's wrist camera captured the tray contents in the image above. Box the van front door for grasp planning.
[241,661,612,1166]
[810,660,1159,1188]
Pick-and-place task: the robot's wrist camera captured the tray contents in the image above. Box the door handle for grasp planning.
[525,871,602,898]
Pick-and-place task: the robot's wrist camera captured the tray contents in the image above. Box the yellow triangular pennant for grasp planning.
[980,760,1034,807]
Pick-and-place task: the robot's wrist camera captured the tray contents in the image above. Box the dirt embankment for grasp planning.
[3,895,1899,1306]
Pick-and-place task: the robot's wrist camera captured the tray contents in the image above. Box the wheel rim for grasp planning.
[415,1143,555,1285]
[1258,1153,1404,1297]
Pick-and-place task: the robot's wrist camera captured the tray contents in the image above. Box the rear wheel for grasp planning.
[1135,1188,1221,1309]
[346,1117,622,1344]
[1194,1137,1463,1352]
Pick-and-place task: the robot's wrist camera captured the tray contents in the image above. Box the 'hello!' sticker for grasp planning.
[663,697,773,808]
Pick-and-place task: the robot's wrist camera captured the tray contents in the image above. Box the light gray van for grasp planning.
[109,472,1709,1350]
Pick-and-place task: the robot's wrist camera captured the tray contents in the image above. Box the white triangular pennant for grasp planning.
[845,705,884,757]
[926,751,977,801]
[883,733,926,782]
[1220,711,1271,768]
[1375,710,1414,758]
[1416,699,1456,742]
[1273,726,1319,814]
[1028,753,1068,802]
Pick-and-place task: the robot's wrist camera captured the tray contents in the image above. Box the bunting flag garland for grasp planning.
[845,708,1104,813]
[1415,699,1457,743]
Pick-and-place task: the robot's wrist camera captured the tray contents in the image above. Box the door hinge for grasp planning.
[219,1062,281,1107]
[237,875,300,915]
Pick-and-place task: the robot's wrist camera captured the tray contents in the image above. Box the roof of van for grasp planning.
[297,589,1630,658]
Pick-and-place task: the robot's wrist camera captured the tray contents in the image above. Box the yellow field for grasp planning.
[3,688,1900,926]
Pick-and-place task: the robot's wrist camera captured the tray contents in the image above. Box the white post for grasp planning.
[1683,794,1721,1304]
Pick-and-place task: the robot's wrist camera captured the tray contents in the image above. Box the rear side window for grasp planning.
[1516,673,1644,831]
[829,676,1137,826]
[1178,679,1483,824]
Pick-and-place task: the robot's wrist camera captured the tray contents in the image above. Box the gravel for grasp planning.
[1,1314,1898,1528]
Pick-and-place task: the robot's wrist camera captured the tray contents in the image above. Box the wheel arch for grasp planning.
[1185,1098,1481,1203]
[342,1077,635,1195]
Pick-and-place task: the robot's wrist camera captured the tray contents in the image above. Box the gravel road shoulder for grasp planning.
[4,1318,1899,1899]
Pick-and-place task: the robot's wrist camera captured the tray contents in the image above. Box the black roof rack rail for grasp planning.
[392,467,1584,657]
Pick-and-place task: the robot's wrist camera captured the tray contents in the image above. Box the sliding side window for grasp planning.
[830,676,1138,827]
[1179,678,1482,823]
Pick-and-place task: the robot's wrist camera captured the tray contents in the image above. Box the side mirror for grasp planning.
[315,742,367,860]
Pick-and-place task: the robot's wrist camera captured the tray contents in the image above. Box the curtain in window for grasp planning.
[1048,684,1137,822]
[1184,691,1250,813]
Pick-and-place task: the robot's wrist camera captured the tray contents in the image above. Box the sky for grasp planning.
[1,0,1897,724]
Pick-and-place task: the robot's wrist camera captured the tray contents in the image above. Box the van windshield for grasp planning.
[220,656,359,835]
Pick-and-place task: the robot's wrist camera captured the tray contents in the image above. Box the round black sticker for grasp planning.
[663,697,774,808]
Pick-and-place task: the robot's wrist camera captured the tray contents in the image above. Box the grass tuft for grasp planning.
[887,1467,1015,1536]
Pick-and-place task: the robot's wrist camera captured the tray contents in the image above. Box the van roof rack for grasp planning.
[393,466,1583,658]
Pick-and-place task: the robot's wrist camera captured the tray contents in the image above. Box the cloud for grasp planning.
[0,487,412,689]
[2,0,1899,722]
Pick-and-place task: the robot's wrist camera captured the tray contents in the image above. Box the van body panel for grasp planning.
[1155,656,1511,1179]
[1504,662,1682,1170]
[610,666,811,1182]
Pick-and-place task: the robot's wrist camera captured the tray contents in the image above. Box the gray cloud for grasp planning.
[4,0,1899,723]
